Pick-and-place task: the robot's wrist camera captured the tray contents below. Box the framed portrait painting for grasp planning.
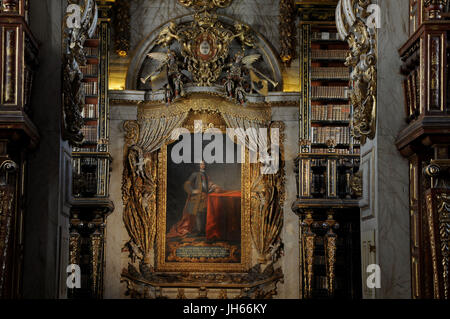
[156,132,251,272]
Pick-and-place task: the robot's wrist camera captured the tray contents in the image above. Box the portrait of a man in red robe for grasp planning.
[167,161,221,238]
[165,134,242,264]
[167,161,241,242]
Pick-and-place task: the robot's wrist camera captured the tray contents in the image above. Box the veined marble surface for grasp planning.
[360,0,411,299]
[129,0,280,53]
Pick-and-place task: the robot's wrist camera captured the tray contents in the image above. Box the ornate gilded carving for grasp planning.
[122,145,158,264]
[121,265,283,299]
[90,227,103,298]
[144,12,256,88]
[139,2,277,104]
[0,187,14,296]
[424,0,448,19]
[63,0,98,145]
[2,28,17,105]
[250,164,284,264]
[437,193,450,299]
[139,93,271,122]
[279,0,296,65]
[350,170,362,198]
[113,0,130,57]
[69,215,81,266]
[429,36,441,110]
[301,212,315,299]
[121,97,285,297]
[249,122,285,266]
[336,0,378,144]
[177,0,233,10]
[1,0,18,12]
[426,192,441,298]
[0,159,17,297]
[177,288,186,299]
[323,213,338,296]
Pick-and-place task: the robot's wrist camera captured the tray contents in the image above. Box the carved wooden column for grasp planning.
[422,152,450,299]
[397,1,450,299]
[323,212,338,296]
[0,0,38,299]
[300,211,316,299]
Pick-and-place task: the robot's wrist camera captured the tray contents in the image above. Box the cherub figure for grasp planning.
[140,49,182,85]
[156,22,180,47]
[140,49,186,104]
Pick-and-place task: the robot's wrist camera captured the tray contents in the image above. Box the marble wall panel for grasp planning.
[359,0,411,299]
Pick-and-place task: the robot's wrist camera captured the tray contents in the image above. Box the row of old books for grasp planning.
[312,104,351,121]
[311,86,348,100]
[311,49,348,60]
[312,67,350,80]
[73,146,98,153]
[312,126,351,145]
[83,81,98,96]
[310,148,360,155]
[85,46,98,57]
[80,157,98,167]
[80,125,98,144]
[80,63,98,77]
[81,104,98,119]
[311,31,340,41]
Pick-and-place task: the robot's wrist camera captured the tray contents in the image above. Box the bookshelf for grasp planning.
[67,3,113,300]
[72,24,111,199]
[295,20,361,299]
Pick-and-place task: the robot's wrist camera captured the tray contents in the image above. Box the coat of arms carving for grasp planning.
[140,0,277,104]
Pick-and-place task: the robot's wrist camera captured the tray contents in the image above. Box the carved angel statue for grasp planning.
[231,23,255,49]
[155,22,180,47]
[127,145,146,179]
[140,49,186,102]
[225,51,278,104]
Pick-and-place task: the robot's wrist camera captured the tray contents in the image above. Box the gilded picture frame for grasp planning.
[155,129,252,273]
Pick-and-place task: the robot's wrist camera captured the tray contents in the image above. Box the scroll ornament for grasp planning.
[62,0,98,145]
[336,0,377,144]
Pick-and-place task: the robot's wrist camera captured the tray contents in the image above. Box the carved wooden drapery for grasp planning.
[121,96,285,298]
[122,111,186,263]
